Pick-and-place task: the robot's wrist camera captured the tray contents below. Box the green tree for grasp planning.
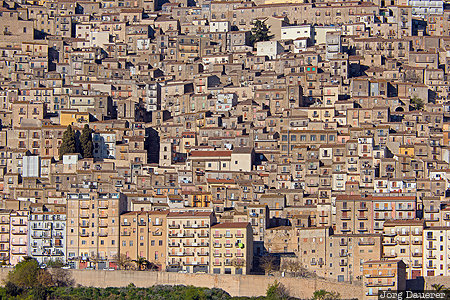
[6,257,41,289]
[266,280,290,300]
[411,96,424,111]
[133,257,150,271]
[80,124,93,158]
[250,20,273,46]
[59,125,77,160]
[47,259,64,268]
[432,284,446,292]
[313,289,341,300]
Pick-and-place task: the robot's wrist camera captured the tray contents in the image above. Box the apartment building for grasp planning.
[329,234,382,282]
[10,210,29,265]
[0,210,11,263]
[422,227,450,276]
[335,194,416,234]
[166,211,216,273]
[66,192,127,269]
[210,222,253,275]
[119,210,168,269]
[382,220,424,279]
[28,212,66,264]
[362,260,407,299]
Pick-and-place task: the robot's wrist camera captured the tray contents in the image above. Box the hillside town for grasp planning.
[0,0,450,297]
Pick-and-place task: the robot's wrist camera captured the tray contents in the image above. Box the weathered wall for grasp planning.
[424,276,450,290]
[0,268,363,299]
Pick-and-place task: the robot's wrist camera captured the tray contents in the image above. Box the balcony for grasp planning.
[169,224,180,229]
[11,241,26,246]
[412,240,422,245]
[11,231,27,235]
[213,243,221,248]
[365,282,395,287]
[198,252,209,256]
[383,253,397,258]
[412,252,422,257]
[79,232,89,237]
[184,242,209,247]
[383,241,396,246]
[358,241,375,246]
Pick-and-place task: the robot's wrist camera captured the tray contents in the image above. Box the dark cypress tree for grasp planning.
[79,124,93,158]
[58,125,76,160]
[249,20,273,46]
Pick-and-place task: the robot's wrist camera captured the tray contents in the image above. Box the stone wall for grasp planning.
[424,276,450,290]
[0,268,363,299]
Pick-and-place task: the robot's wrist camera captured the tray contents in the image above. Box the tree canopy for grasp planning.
[59,125,77,160]
[250,20,273,46]
[80,124,94,158]
[410,96,424,111]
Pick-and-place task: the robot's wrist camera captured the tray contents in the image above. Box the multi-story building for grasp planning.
[166,211,216,273]
[66,192,127,269]
[210,222,253,275]
[336,194,416,234]
[0,209,12,263]
[422,226,450,277]
[28,212,66,264]
[119,210,168,269]
[362,260,407,300]
[10,210,29,265]
[382,220,424,279]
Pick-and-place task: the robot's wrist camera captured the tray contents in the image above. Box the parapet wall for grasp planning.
[0,268,364,299]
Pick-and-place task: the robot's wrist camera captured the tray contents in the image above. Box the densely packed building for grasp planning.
[0,0,450,296]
